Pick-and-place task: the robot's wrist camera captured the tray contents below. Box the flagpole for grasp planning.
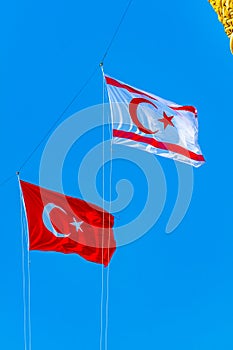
[17,173,32,350]
[99,63,114,350]
[99,62,105,350]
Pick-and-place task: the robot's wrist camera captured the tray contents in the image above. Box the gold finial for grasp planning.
[230,33,233,53]
[209,0,233,53]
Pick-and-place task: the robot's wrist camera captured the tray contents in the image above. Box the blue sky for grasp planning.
[1,0,233,349]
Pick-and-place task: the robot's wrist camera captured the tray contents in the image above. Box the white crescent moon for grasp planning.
[42,203,71,238]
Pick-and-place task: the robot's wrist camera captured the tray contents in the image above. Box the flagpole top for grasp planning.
[99,62,103,67]
[16,171,20,176]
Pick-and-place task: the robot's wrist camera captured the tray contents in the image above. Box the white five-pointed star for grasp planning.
[70,218,83,232]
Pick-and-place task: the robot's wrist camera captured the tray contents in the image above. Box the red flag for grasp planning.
[20,180,116,266]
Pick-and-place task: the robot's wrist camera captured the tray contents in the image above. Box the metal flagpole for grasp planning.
[99,63,105,350]
[17,173,32,350]
[100,63,114,350]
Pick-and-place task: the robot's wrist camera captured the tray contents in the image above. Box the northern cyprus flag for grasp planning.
[105,75,205,167]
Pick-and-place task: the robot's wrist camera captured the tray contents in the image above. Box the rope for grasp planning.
[0,174,15,188]
[18,65,99,172]
[0,0,133,187]
[101,0,133,63]
[0,65,98,187]
[0,67,98,187]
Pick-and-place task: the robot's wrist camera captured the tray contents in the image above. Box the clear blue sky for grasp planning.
[1,0,233,349]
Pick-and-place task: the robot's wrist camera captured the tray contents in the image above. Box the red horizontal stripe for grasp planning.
[113,129,205,162]
[105,75,197,115]
[105,76,158,101]
[170,105,197,116]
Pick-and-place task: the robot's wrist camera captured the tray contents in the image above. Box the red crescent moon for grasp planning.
[129,98,158,134]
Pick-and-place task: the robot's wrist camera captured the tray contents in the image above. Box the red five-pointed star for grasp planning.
[158,112,175,129]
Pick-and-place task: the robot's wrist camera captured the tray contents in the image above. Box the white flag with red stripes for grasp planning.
[105,74,205,167]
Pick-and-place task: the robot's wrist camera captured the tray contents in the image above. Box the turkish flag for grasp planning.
[105,74,205,167]
[20,180,116,266]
